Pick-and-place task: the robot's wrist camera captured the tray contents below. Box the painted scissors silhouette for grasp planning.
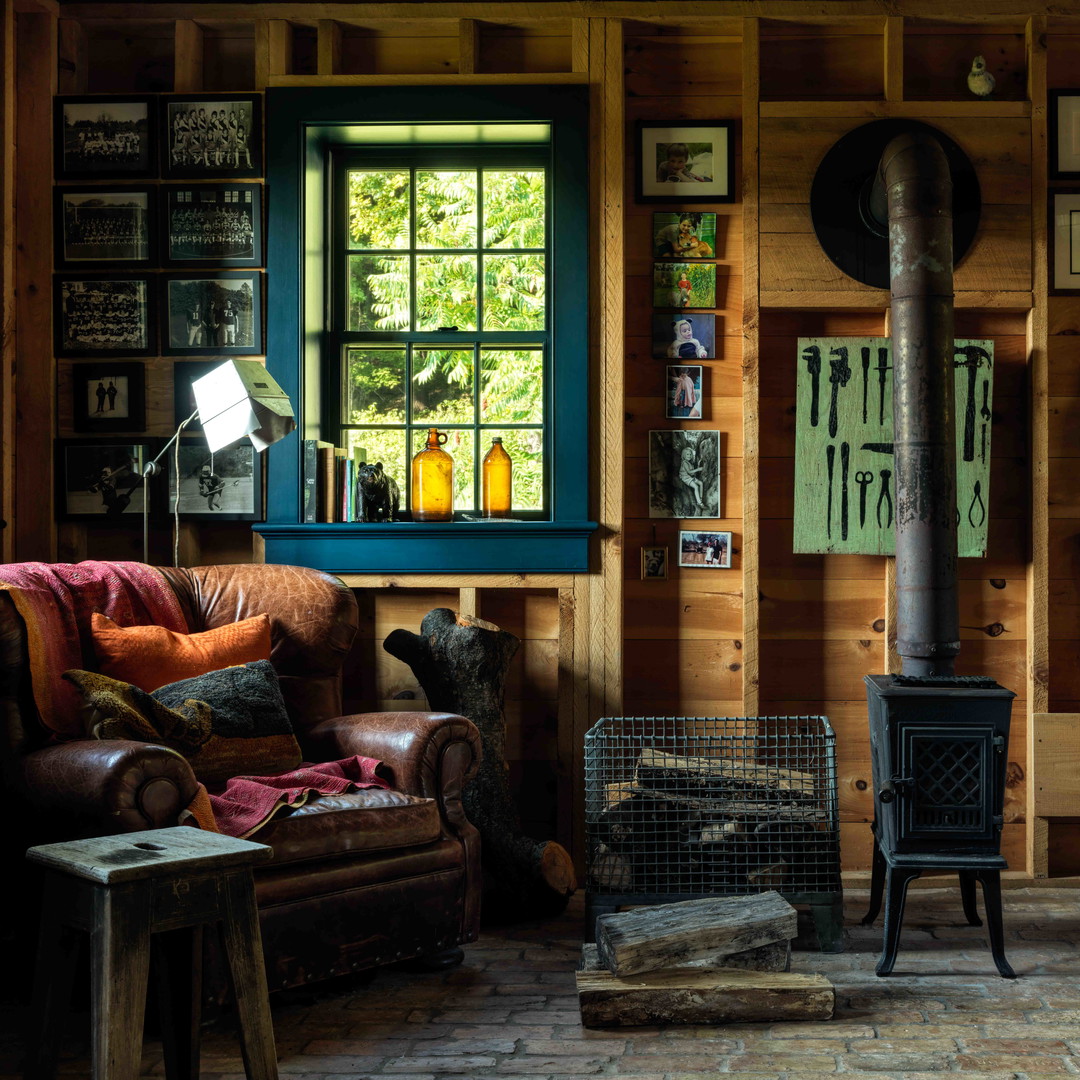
[855,471,873,528]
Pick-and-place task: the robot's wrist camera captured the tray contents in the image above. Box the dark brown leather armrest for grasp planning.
[20,740,200,833]
[303,711,482,830]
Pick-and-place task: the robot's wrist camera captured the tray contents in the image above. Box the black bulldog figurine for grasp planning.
[356,461,400,522]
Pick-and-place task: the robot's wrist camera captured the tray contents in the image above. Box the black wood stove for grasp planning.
[863,673,1016,976]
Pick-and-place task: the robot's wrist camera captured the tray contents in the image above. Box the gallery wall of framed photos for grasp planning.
[52,91,267,542]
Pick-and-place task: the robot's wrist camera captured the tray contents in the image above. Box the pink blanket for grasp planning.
[198,756,393,838]
[0,561,187,738]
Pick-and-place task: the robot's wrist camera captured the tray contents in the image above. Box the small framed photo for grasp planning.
[653,212,717,259]
[162,184,263,267]
[54,96,156,180]
[641,545,669,580]
[167,439,261,520]
[55,187,154,268]
[173,359,225,432]
[55,275,154,357]
[678,530,732,568]
[1051,191,1080,293]
[637,121,734,203]
[1051,90,1080,179]
[653,313,716,360]
[653,262,716,309]
[162,94,262,180]
[161,271,262,355]
[666,365,702,419]
[648,429,721,519]
[72,363,145,433]
[57,440,150,520]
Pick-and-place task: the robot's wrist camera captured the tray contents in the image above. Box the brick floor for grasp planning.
[4,886,1080,1078]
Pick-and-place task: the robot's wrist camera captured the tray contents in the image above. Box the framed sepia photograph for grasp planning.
[641,545,669,580]
[55,275,154,357]
[55,187,154,268]
[162,183,263,267]
[678,530,732,568]
[1051,90,1080,179]
[167,439,261,520]
[652,313,716,361]
[648,429,721,519]
[637,121,735,203]
[666,365,702,419]
[72,362,145,433]
[1050,191,1080,293]
[162,94,262,180]
[57,440,149,520]
[652,211,717,259]
[161,271,262,355]
[653,262,716,309]
[54,96,155,180]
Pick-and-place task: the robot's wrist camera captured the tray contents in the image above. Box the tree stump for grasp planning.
[384,607,576,918]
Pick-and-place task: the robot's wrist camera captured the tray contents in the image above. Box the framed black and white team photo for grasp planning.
[162,94,262,180]
[55,187,154,268]
[162,184,262,267]
[55,275,155,357]
[167,439,261,520]
[56,440,150,521]
[72,362,146,433]
[161,271,262,355]
[54,96,156,181]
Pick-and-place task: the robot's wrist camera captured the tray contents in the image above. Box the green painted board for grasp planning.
[793,337,993,556]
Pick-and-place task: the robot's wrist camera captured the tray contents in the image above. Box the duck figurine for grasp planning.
[967,55,996,98]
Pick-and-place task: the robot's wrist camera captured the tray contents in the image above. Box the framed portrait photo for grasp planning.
[653,262,716,310]
[641,545,669,580]
[162,94,262,180]
[55,187,154,268]
[55,274,154,357]
[162,183,263,268]
[666,365,703,420]
[1050,191,1080,294]
[637,121,734,203]
[652,211,717,259]
[54,96,156,181]
[1051,90,1080,180]
[167,439,261,521]
[678,530,732,569]
[161,271,263,355]
[648,429,721,519]
[652,313,716,361]
[72,362,145,433]
[56,440,150,521]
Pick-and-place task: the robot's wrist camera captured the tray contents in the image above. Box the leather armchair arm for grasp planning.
[303,711,482,831]
[20,740,200,833]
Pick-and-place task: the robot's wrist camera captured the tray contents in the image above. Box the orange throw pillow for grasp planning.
[91,612,272,692]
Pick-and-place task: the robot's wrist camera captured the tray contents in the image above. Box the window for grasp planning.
[258,86,593,573]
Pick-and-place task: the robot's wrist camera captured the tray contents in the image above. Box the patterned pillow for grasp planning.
[63,659,301,786]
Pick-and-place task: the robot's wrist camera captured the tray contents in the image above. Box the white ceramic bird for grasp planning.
[967,55,996,98]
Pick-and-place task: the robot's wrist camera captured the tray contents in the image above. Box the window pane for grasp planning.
[480,349,543,424]
[483,254,545,331]
[416,171,477,250]
[343,429,408,504]
[484,428,543,511]
[415,255,477,331]
[412,349,474,424]
[484,170,545,249]
[348,255,410,331]
[348,170,410,249]
[344,347,406,423]
[410,427,475,513]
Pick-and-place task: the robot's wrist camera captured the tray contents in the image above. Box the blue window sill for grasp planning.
[254,520,597,573]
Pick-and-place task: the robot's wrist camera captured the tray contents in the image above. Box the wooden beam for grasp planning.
[571,17,588,73]
[457,586,479,617]
[270,72,589,87]
[556,585,576,859]
[173,19,204,93]
[0,1,14,563]
[267,19,293,78]
[57,18,86,93]
[883,16,903,102]
[1032,713,1080,818]
[317,19,341,76]
[458,17,479,75]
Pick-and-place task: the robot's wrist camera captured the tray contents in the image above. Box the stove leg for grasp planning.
[976,870,1016,979]
[861,839,887,925]
[876,866,919,976]
[959,870,982,926]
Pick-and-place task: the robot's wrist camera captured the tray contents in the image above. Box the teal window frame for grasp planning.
[256,85,595,573]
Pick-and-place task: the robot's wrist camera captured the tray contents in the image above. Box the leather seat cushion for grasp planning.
[255,788,442,864]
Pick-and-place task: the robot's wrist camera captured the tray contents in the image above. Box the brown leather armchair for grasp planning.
[0,562,481,997]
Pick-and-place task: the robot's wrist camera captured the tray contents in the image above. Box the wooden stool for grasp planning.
[26,827,278,1080]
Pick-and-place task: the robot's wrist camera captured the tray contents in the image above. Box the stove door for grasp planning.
[899,725,999,842]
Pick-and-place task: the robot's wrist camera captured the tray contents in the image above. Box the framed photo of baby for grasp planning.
[652,314,716,361]
[637,121,735,203]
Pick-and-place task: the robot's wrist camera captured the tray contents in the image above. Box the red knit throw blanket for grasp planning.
[0,561,187,738]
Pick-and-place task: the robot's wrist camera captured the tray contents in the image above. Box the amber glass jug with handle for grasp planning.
[411,428,453,522]
[482,437,512,518]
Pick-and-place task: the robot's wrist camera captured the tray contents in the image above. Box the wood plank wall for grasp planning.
[10,1,1080,878]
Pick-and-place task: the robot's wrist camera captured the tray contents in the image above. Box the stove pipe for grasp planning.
[875,132,960,677]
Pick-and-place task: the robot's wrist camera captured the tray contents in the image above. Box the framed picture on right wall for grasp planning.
[1050,190,1080,293]
[1050,90,1080,179]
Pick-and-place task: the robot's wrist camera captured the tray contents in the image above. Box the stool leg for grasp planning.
[876,866,919,976]
[92,882,152,1080]
[977,870,1016,979]
[959,870,983,927]
[219,870,278,1080]
[154,925,203,1080]
[861,835,887,926]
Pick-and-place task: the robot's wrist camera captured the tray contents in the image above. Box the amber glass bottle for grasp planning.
[411,428,453,522]
[482,437,512,518]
